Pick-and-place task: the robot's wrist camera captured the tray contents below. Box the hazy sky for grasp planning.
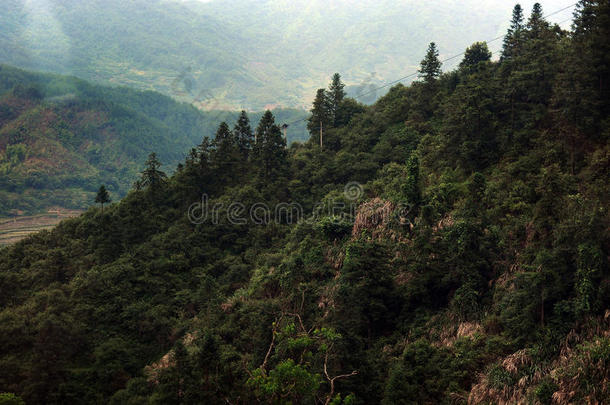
[191,0,576,12]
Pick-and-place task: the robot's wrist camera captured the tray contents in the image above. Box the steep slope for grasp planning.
[0,2,608,404]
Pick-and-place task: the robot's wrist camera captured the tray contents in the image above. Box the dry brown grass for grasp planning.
[394,271,415,286]
[468,349,535,405]
[145,332,197,384]
[144,350,175,384]
[424,310,483,348]
[457,322,484,339]
[324,247,345,270]
[351,198,412,242]
[436,321,483,347]
[468,311,610,405]
[550,312,610,404]
[432,215,455,232]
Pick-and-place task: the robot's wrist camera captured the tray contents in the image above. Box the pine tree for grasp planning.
[572,0,597,39]
[138,152,167,191]
[552,0,610,161]
[334,97,366,128]
[526,3,546,38]
[501,4,525,60]
[176,137,212,200]
[328,73,346,126]
[459,42,492,73]
[500,3,559,138]
[571,0,610,131]
[418,42,442,84]
[212,122,241,186]
[212,122,234,157]
[234,110,254,159]
[185,148,198,169]
[307,88,332,138]
[95,185,111,212]
[198,136,212,169]
[519,3,557,107]
[253,111,287,178]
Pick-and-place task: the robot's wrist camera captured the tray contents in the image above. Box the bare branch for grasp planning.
[260,314,283,376]
[323,348,358,405]
[285,312,307,334]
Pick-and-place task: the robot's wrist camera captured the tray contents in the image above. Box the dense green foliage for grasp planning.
[0,65,307,216]
[1,2,609,404]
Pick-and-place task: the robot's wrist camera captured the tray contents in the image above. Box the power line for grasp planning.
[285,2,578,127]
[354,3,577,99]
[486,16,574,55]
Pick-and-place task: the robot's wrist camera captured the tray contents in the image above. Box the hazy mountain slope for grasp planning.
[0,65,308,216]
[0,0,575,109]
[0,65,203,215]
[0,0,251,108]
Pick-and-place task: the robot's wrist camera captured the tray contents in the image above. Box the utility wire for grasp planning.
[353,3,577,100]
[285,2,577,127]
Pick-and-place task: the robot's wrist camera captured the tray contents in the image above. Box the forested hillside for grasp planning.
[0,2,609,404]
[0,65,307,216]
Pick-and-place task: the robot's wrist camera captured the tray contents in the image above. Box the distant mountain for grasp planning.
[0,65,308,216]
[0,0,574,109]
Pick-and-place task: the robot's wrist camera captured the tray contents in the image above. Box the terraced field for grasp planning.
[0,209,82,246]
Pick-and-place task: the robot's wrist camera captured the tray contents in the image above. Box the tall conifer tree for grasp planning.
[95,185,111,212]
[137,152,167,192]
[501,4,525,60]
[254,111,287,178]
[328,73,346,126]
[307,88,332,137]
[234,110,254,159]
[418,42,442,84]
